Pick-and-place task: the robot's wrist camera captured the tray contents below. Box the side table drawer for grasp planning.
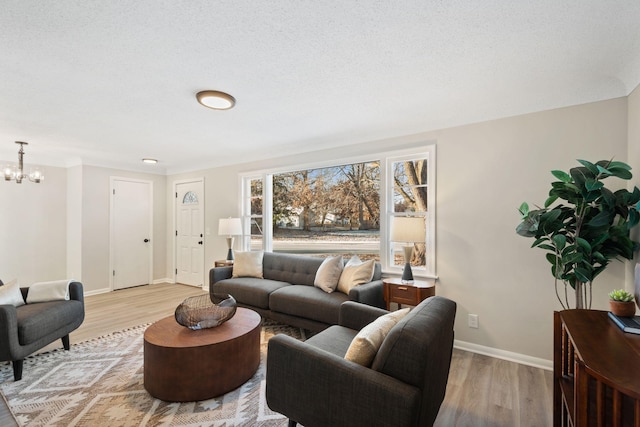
[389,284,419,305]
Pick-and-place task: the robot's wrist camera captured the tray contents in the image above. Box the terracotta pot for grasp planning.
[609,300,637,317]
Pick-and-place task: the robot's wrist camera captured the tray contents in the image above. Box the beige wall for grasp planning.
[627,84,640,291]
[169,96,630,363]
[0,164,68,285]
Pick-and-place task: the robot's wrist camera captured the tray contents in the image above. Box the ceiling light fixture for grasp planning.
[196,90,236,110]
[3,141,44,184]
[142,158,158,164]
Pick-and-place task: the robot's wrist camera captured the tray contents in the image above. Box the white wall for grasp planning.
[0,164,68,285]
[168,96,630,363]
[627,84,640,293]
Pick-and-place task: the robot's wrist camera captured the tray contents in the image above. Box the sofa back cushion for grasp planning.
[371,296,456,427]
[263,252,325,286]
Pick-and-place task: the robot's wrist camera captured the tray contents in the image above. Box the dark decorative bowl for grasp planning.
[175,293,237,330]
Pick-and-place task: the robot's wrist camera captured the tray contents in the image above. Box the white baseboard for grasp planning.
[152,278,174,285]
[84,288,111,297]
[454,339,552,371]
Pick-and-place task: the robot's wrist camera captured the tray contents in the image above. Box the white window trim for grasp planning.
[383,146,437,279]
[238,143,437,278]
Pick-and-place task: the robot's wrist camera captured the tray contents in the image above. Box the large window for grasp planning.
[240,146,436,277]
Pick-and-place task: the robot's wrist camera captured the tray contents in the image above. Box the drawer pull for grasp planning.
[398,286,408,291]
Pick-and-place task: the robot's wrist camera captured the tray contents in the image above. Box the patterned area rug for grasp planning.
[0,321,307,426]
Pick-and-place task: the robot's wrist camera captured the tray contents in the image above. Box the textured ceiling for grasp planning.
[1,1,639,174]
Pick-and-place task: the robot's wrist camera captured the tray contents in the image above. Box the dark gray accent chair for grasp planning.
[0,280,85,381]
[266,296,457,427]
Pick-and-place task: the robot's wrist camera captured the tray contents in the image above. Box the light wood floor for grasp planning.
[0,283,553,426]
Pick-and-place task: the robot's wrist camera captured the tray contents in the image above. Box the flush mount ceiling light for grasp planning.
[196,90,236,110]
[142,158,158,164]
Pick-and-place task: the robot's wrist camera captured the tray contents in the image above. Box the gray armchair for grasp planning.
[0,280,85,381]
[266,296,457,427]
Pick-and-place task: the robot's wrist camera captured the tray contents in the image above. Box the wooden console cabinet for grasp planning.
[553,310,640,426]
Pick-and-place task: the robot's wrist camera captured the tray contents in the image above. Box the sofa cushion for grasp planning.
[232,251,264,278]
[304,325,358,357]
[213,278,290,309]
[263,252,324,286]
[16,300,84,345]
[270,285,349,325]
[0,281,25,307]
[314,256,343,293]
[344,308,410,367]
[337,256,375,294]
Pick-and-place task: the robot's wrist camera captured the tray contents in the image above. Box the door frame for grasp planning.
[109,177,154,291]
[173,178,205,288]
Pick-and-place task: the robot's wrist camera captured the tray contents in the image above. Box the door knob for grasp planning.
[198,241,203,245]
[144,239,150,243]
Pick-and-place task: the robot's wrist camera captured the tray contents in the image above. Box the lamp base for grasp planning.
[401,262,414,283]
[401,245,414,283]
[226,237,235,261]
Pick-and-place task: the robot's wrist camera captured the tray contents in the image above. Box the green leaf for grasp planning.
[546,253,559,266]
[587,210,613,228]
[541,209,561,223]
[531,237,548,248]
[538,244,556,251]
[609,167,632,180]
[562,252,583,264]
[574,267,591,283]
[552,234,567,250]
[518,202,529,216]
[576,237,591,252]
[577,159,598,174]
[608,161,631,171]
[544,195,558,208]
[551,170,572,183]
[584,179,604,192]
[596,165,612,176]
[628,209,639,229]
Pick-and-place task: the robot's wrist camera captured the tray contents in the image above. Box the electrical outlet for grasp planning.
[468,314,479,329]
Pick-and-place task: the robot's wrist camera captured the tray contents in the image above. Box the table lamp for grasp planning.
[390,216,426,282]
[218,217,242,261]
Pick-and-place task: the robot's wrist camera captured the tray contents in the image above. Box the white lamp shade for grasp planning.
[218,217,242,236]
[390,216,426,243]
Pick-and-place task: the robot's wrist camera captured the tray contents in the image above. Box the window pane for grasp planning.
[182,191,198,205]
[393,159,428,212]
[272,162,380,260]
[250,217,263,251]
[250,179,263,215]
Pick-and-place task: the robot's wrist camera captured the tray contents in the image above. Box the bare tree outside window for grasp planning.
[392,159,428,266]
[272,162,380,260]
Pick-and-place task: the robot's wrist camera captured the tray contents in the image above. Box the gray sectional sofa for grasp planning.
[209,252,385,331]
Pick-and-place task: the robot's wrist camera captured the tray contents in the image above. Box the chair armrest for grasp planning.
[0,305,20,359]
[339,301,389,330]
[209,267,233,285]
[69,282,84,304]
[266,334,420,427]
[348,279,385,308]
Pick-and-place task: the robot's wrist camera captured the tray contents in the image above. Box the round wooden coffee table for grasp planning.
[143,307,261,402]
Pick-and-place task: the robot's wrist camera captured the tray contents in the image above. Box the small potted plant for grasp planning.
[608,289,637,317]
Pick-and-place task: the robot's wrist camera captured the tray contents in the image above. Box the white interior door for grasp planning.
[176,180,204,287]
[111,178,153,290]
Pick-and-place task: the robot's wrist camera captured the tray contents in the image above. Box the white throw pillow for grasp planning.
[337,256,375,294]
[314,256,344,293]
[344,308,410,367]
[232,251,264,278]
[0,280,25,307]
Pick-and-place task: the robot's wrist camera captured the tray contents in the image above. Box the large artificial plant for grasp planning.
[516,159,640,309]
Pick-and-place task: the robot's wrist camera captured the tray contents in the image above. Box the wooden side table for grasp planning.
[214,259,234,267]
[383,278,436,310]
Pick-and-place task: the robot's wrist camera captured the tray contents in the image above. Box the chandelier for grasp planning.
[3,141,44,184]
